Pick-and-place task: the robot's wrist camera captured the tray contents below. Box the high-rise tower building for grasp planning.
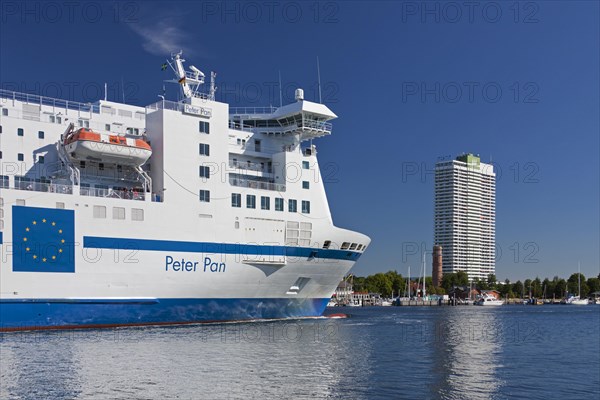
[434,154,495,281]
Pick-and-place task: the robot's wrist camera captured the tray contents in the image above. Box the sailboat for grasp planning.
[567,262,589,305]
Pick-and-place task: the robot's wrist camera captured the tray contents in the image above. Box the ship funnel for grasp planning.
[295,88,304,101]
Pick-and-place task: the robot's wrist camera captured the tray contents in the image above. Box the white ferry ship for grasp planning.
[0,53,370,331]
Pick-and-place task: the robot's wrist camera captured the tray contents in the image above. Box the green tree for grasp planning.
[441,273,457,291]
[384,270,405,297]
[456,271,469,286]
[532,277,542,298]
[587,277,600,295]
[365,273,393,297]
[487,274,498,290]
[524,279,533,297]
[554,278,567,298]
[512,281,524,298]
[567,273,588,297]
[353,276,367,293]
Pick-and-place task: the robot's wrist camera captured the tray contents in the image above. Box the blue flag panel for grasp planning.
[12,206,75,273]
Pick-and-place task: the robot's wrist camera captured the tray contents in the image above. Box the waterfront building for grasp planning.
[434,154,495,281]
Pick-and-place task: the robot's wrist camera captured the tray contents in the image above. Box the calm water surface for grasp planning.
[1,305,598,399]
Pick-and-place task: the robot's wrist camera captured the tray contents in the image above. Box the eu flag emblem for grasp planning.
[12,206,75,273]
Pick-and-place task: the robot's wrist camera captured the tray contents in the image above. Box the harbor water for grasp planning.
[1,305,598,399]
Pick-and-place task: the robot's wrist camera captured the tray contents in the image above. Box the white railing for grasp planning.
[229,161,273,173]
[228,121,255,132]
[229,176,285,192]
[80,187,145,201]
[229,106,278,115]
[4,178,154,201]
[146,99,184,113]
[0,89,100,114]
[12,181,73,195]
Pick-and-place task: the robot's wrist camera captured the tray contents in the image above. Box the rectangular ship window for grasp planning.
[231,193,241,208]
[301,200,310,214]
[113,207,125,220]
[341,242,350,250]
[93,206,106,219]
[246,194,256,209]
[288,199,297,213]
[199,190,210,203]
[131,208,144,221]
[261,196,270,210]
[199,165,210,179]
[199,121,210,134]
[199,143,210,156]
[275,198,284,211]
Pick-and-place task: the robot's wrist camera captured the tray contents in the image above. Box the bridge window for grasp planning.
[322,240,331,249]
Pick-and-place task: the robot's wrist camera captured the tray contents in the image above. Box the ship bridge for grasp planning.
[229,89,336,141]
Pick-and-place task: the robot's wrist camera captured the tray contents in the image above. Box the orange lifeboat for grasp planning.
[64,127,152,167]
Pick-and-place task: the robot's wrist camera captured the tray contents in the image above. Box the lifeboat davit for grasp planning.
[64,127,152,167]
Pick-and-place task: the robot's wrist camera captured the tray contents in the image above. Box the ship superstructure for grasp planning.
[0,53,370,330]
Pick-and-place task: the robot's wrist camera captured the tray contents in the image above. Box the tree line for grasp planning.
[350,270,600,299]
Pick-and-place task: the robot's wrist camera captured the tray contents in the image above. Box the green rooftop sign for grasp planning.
[457,153,480,167]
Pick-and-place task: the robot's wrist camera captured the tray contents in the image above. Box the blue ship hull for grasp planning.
[0,298,330,331]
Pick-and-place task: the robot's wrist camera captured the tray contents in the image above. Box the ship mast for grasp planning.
[164,51,216,100]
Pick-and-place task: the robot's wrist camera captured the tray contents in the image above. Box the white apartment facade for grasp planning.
[434,154,495,281]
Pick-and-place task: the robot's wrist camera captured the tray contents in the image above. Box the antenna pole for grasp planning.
[104,83,107,101]
[317,56,322,103]
[121,76,125,103]
[278,70,283,107]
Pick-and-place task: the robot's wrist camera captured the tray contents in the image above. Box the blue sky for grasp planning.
[1,1,598,281]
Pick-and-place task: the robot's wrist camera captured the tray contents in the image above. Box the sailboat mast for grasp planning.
[407,266,410,298]
[578,261,581,297]
[422,251,426,299]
